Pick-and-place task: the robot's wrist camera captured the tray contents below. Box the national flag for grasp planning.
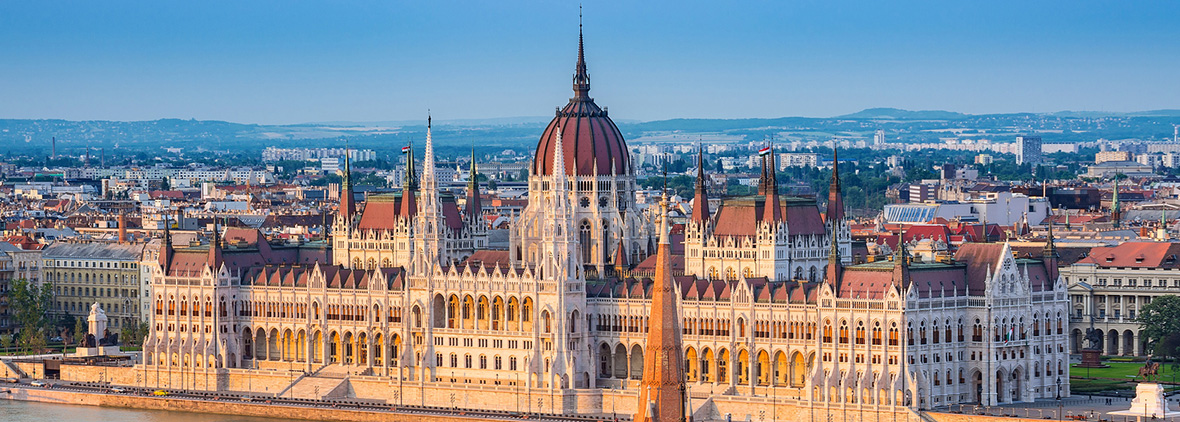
[758,146,771,156]
[401,146,411,154]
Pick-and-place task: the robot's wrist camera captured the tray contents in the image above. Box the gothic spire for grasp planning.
[340,144,356,220]
[399,135,418,218]
[826,143,845,224]
[691,145,710,222]
[1112,175,1122,228]
[892,230,911,289]
[573,6,591,99]
[466,148,483,218]
[207,218,223,271]
[635,196,685,422]
[158,215,173,271]
[761,143,782,223]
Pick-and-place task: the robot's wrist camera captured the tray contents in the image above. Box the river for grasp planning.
[0,399,313,422]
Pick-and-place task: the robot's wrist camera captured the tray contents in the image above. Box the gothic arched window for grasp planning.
[579,220,593,263]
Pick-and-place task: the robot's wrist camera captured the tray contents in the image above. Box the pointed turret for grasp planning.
[761,144,783,223]
[691,146,710,222]
[1043,206,1059,282]
[340,147,356,221]
[573,9,591,99]
[826,211,843,292]
[892,231,910,289]
[158,216,173,273]
[613,239,629,275]
[207,219,223,271]
[635,197,686,422]
[826,145,845,224]
[399,139,418,218]
[466,149,483,218]
[1112,175,1122,228]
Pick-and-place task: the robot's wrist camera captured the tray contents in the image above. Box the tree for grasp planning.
[1137,295,1180,357]
[121,321,148,347]
[9,278,53,352]
[74,316,87,345]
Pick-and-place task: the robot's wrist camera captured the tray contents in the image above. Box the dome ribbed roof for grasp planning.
[532,28,630,177]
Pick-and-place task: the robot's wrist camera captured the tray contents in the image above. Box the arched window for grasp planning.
[580,220,593,263]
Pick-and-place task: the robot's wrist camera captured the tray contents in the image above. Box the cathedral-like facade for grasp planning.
[141,26,1070,418]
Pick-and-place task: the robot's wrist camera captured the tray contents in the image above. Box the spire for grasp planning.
[340,144,356,220]
[613,238,629,275]
[761,143,782,223]
[826,209,843,291]
[827,143,845,224]
[635,196,685,422]
[1112,175,1122,228]
[466,148,483,218]
[553,122,568,181]
[892,230,910,289]
[573,6,591,99]
[691,145,710,222]
[1044,206,1058,258]
[207,218,223,271]
[399,139,418,219]
[158,215,173,272]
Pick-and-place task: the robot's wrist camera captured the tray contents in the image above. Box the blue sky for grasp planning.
[1,1,1177,124]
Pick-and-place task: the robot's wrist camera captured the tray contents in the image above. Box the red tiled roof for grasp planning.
[357,197,402,231]
[1081,242,1180,269]
[461,250,511,269]
[712,199,825,238]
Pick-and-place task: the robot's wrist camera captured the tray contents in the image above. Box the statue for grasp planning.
[1138,358,1161,382]
[1084,327,1103,350]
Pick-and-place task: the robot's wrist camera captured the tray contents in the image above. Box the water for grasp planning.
[0,399,312,422]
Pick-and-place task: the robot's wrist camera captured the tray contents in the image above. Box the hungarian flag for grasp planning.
[401,146,411,154]
[758,146,771,156]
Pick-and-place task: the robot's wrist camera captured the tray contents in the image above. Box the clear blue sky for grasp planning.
[1,1,1178,124]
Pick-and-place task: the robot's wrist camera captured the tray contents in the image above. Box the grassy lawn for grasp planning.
[1071,362,1179,380]
[1071,361,1180,394]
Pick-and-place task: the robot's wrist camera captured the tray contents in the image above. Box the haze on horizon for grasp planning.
[1,1,1178,125]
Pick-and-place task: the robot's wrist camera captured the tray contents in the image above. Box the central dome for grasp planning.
[532,29,631,177]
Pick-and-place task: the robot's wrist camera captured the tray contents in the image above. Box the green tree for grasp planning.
[1137,295,1180,357]
[73,316,87,345]
[9,278,53,352]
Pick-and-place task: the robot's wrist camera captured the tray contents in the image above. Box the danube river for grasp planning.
[1,399,311,422]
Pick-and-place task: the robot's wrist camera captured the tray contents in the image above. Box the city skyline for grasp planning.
[1,1,1178,125]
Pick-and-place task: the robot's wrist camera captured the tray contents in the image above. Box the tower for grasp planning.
[690,146,710,223]
[339,145,356,222]
[1112,175,1122,228]
[635,197,686,422]
[415,115,445,266]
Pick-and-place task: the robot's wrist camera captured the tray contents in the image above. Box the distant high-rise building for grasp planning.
[874,129,885,146]
[1016,135,1042,166]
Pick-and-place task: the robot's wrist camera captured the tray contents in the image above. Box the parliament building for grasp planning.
[141,26,1070,420]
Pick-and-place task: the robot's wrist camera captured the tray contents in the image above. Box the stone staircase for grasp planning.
[0,359,27,379]
[274,364,356,400]
[282,376,350,400]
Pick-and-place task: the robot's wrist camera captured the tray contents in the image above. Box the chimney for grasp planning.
[117,212,127,244]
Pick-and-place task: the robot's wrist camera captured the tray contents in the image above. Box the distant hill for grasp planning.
[835,108,969,120]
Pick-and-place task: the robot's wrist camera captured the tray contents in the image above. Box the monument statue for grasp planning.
[1137,358,1161,382]
[1084,327,1103,350]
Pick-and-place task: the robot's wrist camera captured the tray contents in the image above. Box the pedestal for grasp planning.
[71,346,123,357]
[1076,349,1108,368]
[1110,383,1180,421]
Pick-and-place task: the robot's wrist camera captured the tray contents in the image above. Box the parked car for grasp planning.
[152,390,168,396]
[49,336,62,342]
[110,387,126,393]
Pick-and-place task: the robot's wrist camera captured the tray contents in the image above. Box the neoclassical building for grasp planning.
[141,26,1071,416]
